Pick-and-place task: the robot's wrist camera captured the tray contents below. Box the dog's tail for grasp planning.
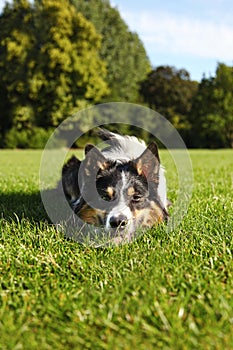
[96,127,146,161]
[97,127,146,147]
[96,127,120,142]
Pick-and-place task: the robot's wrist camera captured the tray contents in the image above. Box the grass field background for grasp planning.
[0,149,232,349]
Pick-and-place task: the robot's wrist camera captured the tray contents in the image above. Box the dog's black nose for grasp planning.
[109,215,128,229]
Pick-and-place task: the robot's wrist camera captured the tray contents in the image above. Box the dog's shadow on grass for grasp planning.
[0,187,71,224]
[0,191,51,222]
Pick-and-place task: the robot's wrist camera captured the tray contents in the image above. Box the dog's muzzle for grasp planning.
[109,215,128,229]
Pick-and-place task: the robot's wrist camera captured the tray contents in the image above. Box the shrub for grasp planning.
[4,127,54,149]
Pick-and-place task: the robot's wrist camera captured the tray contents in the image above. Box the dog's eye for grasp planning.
[132,194,142,202]
[100,190,115,201]
[101,194,111,201]
[98,185,115,201]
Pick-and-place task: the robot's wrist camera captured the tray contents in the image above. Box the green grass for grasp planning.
[0,149,232,350]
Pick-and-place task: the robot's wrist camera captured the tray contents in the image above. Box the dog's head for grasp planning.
[73,142,168,235]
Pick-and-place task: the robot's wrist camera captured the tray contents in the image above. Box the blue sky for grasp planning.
[0,0,232,81]
[110,0,233,81]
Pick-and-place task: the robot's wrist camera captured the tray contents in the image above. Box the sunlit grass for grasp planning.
[0,149,232,349]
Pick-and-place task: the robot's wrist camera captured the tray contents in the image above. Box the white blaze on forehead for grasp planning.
[105,171,133,229]
[121,171,128,191]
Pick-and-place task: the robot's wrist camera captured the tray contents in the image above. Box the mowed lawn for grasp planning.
[0,149,232,350]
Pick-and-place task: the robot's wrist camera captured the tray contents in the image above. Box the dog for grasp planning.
[62,128,170,237]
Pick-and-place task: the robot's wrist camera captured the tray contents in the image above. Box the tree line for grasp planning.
[0,0,232,148]
[140,64,233,148]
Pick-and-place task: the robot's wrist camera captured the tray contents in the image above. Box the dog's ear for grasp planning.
[85,144,96,156]
[135,142,160,181]
[62,155,81,175]
[84,144,109,176]
[61,156,81,201]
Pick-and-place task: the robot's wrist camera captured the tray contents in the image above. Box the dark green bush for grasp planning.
[4,127,54,149]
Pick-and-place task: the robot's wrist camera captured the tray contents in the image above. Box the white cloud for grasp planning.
[122,11,233,60]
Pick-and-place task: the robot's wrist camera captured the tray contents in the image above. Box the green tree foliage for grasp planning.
[71,0,151,102]
[140,66,198,136]
[0,0,34,138]
[189,63,233,148]
[0,0,109,145]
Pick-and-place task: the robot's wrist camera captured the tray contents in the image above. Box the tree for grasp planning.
[140,66,198,134]
[189,63,233,148]
[0,0,109,144]
[71,0,151,102]
[0,0,35,138]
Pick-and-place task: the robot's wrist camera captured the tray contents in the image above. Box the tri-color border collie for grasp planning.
[62,128,170,239]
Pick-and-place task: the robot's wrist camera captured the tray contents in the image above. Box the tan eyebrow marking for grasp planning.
[127,187,135,196]
[107,186,114,198]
